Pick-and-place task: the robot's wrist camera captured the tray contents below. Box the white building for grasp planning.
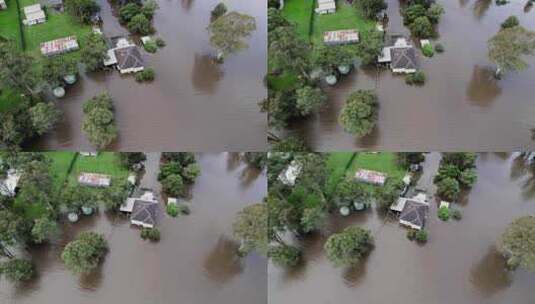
[40,36,79,56]
[23,4,46,26]
[278,161,302,186]
[0,0,7,10]
[315,0,335,14]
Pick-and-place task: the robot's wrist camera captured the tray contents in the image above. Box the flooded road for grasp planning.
[34,0,266,151]
[0,153,267,304]
[268,153,535,304]
[286,0,535,151]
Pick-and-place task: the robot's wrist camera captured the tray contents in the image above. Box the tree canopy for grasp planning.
[324,226,374,267]
[498,216,535,272]
[207,11,256,60]
[488,25,535,76]
[339,90,379,137]
[61,232,108,274]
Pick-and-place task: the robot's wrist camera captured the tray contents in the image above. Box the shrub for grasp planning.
[269,245,301,267]
[405,71,426,85]
[407,229,417,240]
[211,2,227,21]
[161,174,185,197]
[155,37,166,47]
[415,230,428,243]
[167,203,178,217]
[434,43,444,53]
[177,204,190,215]
[438,206,450,221]
[127,14,152,35]
[143,41,158,53]
[409,16,434,38]
[1,259,35,282]
[436,177,460,201]
[422,44,434,57]
[140,227,160,241]
[135,68,155,82]
[451,209,462,220]
[61,232,107,274]
[501,15,519,29]
[182,163,201,184]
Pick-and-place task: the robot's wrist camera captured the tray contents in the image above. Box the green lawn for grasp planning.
[0,88,24,113]
[0,0,23,48]
[282,0,315,41]
[67,152,129,186]
[312,1,375,44]
[326,152,357,197]
[267,71,299,91]
[21,1,91,58]
[47,151,77,191]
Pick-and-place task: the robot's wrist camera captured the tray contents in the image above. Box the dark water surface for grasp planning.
[286,0,535,151]
[34,0,266,151]
[268,153,535,304]
[0,153,267,304]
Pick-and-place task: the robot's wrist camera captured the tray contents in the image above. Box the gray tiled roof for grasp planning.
[400,200,428,228]
[115,46,144,70]
[131,200,158,226]
[391,47,418,70]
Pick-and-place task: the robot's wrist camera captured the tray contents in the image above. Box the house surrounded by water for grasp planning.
[378,36,418,74]
[103,37,145,74]
[121,191,159,228]
[391,192,429,230]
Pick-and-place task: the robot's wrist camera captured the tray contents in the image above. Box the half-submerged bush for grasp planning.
[135,68,155,82]
[141,227,160,241]
[405,71,426,86]
[422,44,434,57]
[144,40,158,53]
[451,208,462,220]
[0,259,35,282]
[269,245,301,267]
[438,206,450,221]
[415,230,428,243]
[434,43,444,53]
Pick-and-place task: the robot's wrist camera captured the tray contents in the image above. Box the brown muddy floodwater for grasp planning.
[269,153,535,304]
[286,0,535,151]
[34,0,266,151]
[0,153,267,304]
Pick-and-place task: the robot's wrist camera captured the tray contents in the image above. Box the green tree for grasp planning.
[375,179,404,211]
[82,92,118,149]
[270,136,309,152]
[243,152,267,170]
[1,259,35,282]
[211,2,227,21]
[41,56,78,88]
[61,232,107,274]
[436,177,460,201]
[356,29,384,65]
[324,226,374,267]
[182,163,201,183]
[29,102,61,136]
[207,11,256,60]
[161,174,185,197]
[409,16,434,38]
[426,3,444,24]
[488,25,535,77]
[269,245,301,267]
[268,7,290,32]
[295,86,327,116]
[80,33,108,72]
[339,90,379,137]
[498,216,535,272]
[64,0,100,24]
[100,181,131,211]
[0,41,39,95]
[127,14,152,35]
[501,15,519,29]
[118,152,146,169]
[232,203,268,256]
[119,3,141,23]
[396,152,425,169]
[403,4,427,25]
[140,0,158,20]
[356,0,387,20]
[31,217,59,244]
[268,25,311,78]
[313,44,355,74]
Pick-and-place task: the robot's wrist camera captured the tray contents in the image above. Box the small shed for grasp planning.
[40,36,79,56]
[78,173,111,187]
[315,0,335,14]
[0,0,7,10]
[323,29,359,45]
[23,4,46,25]
[355,169,387,186]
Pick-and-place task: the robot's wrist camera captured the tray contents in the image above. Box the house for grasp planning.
[23,4,46,25]
[78,173,111,187]
[0,169,20,197]
[103,38,144,74]
[121,191,159,228]
[40,36,79,56]
[315,0,335,14]
[354,169,387,186]
[278,160,302,186]
[323,29,359,46]
[399,200,428,230]
[377,36,418,74]
[0,0,7,10]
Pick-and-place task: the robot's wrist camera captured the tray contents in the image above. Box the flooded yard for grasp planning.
[0,153,267,304]
[286,0,535,151]
[33,0,266,151]
[269,153,535,304]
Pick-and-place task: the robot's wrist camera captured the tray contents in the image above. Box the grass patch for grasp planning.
[67,152,129,186]
[326,152,357,197]
[22,10,91,58]
[311,1,375,44]
[0,88,24,113]
[349,153,405,182]
[281,0,315,41]
[267,71,299,91]
[0,0,23,48]
[47,151,77,191]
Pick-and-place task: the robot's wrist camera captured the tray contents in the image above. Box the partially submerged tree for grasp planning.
[0,259,35,282]
[80,33,108,72]
[210,2,227,21]
[339,90,379,137]
[64,0,100,24]
[207,11,256,61]
[232,203,268,256]
[355,0,387,20]
[29,102,61,136]
[324,226,374,267]
[497,216,535,272]
[295,86,327,116]
[61,232,108,274]
[82,92,118,149]
[488,25,535,77]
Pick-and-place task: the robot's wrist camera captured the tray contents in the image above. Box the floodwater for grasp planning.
[33,0,267,151]
[284,0,535,151]
[0,153,267,304]
[268,152,535,304]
